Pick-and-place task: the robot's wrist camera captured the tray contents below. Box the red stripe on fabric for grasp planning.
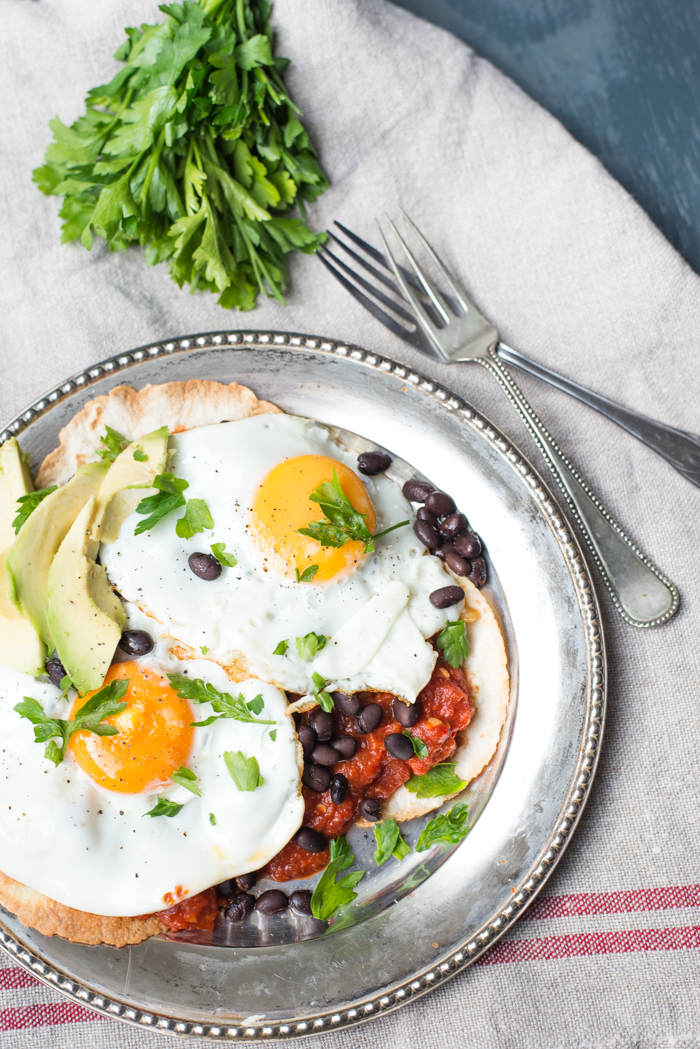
[0,967,41,990]
[523,885,700,921]
[0,1002,102,1031]
[477,925,700,966]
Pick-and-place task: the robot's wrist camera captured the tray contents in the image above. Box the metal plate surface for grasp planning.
[0,331,605,1040]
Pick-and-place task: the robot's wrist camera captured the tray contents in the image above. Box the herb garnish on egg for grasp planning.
[144,798,184,819]
[211,542,237,567]
[171,765,202,796]
[14,678,128,765]
[224,750,264,791]
[168,673,275,726]
[298,469,409,554]
[134,473,190,533]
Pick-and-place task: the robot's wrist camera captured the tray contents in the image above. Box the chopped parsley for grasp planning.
[144,797,183,819]
[405,762,467,799]
[373,818,410,866]
[134,473,189,534]
[211,542,237,567]
[176,497,214,539]
[12,486,57,534]
[310,836,364,921]
[295,631,327,661]
[311,671,334,713]
[133,445,148,462]
[97,425,129,463]
[436,620,469,668]
[403,730,429,761]
[297,469,408,554]
[14,678,129,766]
[295,564,319,582]
[171,765,201,796]
[415,803,469,852]
[168,673,274,726]
[224,750,263,791]
[273,639,288,656]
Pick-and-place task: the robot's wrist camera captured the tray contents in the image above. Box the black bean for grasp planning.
[384,732,415,760]
[330,772,349,805]
[217,879,236,896]
[297,724,317,758]
[402,478,434,502]
[429,585,465,609]
[295,826,327,853]
[289,889,313,916]
[312,743,340,766]
[416,506,438,526]
[302,763,332,792]
[445,550,470,576]
[468,556,488,588]
[434,542,454,561]
[224,892,255,923]
[236,872,257,892]
[45,656,66,688]
[330,735,357,760]
[439,512,468,539]
[425,491,456,516]
[392,697,420,727]
[357,451,392,475]
[358,797,381,822]
[118,629,154,657]
[354,703,383,734]
[308,709,333,741]
[454,531,481,559]
[188,552,222,580]
[413,519,440,550]
[331,691,361,716]
[255,889,288,915]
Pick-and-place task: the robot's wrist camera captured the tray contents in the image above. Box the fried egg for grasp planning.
[101,414,458,704]
[0,613,302,917]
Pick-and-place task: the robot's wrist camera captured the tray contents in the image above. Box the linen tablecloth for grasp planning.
[1,0,700,1045]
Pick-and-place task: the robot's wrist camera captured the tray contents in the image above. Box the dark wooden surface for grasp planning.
[390,0,700,274]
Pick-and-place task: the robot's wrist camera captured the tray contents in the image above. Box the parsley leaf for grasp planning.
[97,425,129,463]
[273,639,288,656]
[405,763,467,799]
[168,673,275,726]
[175,497,214,539]
[171,765,201,796]
[134,473,189,534]
[12,486,57,535]
[415,803,469,852]
[310,836,365,921]
[224,750,264,791]
[295,631,328,661]
[436,621,469,668]
[211,542,237,567]
[33,1,329,311]
[269,728,277,742]
[311,671,334,713]
[295,564,318,582]
[403,730,429,761]
[246,695,264,715]
[298,469,408,554]
[200,646,209,654]
[209,812,217,825]
[14,679,129,765]
[133,445,148,462]
[373,818,410,865]
[144,797,184,818]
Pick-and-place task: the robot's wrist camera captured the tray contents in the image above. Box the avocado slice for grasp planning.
[6,460,109,647]
[0,438,34,550]
[0,440,45,675]
[96,426,169,544]
[46,496,126,693]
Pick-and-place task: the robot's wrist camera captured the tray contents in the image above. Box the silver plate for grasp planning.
[0,331,605,1040]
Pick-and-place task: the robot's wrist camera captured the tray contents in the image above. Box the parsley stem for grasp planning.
[140,129,165,205]
[373,519,410,541]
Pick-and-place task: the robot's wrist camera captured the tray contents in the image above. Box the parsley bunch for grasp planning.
[33,0,328,310]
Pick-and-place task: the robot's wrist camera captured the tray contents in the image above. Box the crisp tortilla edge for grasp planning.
[381,574,510,822]
[0,868,166,947]
[36,379,282,487]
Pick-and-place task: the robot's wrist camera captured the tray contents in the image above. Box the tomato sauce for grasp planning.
[262,654,474,883]
[156,887,219,932]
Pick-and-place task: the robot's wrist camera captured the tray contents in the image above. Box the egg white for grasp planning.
[101,415,457,704]
[0,615,303,917]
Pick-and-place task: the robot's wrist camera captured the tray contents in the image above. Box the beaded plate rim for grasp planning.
[0,330,605,1041]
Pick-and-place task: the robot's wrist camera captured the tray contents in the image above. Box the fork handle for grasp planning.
[481,352,678,627]
[497,342,700,488]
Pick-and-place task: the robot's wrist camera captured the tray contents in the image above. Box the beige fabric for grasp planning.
[1,0,700,1046]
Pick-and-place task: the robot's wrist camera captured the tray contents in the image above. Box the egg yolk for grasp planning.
[68,663,194,794]
[250,455,377,582]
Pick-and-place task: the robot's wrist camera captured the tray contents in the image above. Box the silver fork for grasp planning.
[319,216,679,628]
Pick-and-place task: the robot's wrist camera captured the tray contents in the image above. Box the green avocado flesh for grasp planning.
[46,496,126,693]
[0,440,45,675]
[6,460,109,649]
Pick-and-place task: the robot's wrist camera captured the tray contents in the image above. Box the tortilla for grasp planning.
[4,381,508,943]
[382,575,509,822]
[0,869,166,947]
[36,379,281,487]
